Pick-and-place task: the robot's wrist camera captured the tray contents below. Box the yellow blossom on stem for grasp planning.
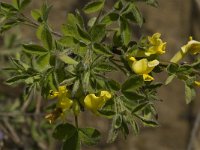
[170,36,200,63]
[84,91,112,114]
[45,86,73,123]
[129,57,159,81]
[146,33,166,56]
[50,86,73,111]
[135,33,166,57]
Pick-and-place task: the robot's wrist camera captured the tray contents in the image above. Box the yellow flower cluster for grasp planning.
[128,33,165,81]
[45,86,112,123]
[170,37,200,63]
[129,57,159,81]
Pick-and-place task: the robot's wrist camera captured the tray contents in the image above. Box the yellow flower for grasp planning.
[170,37,200,63]
[195,81,200,87]
[57,86,73,111]
[84,91,112,113]
[45,86,73,123]
[145,33,166,56]
[129,57,159,81]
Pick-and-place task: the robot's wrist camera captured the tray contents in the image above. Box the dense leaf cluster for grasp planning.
[0,0,200,150]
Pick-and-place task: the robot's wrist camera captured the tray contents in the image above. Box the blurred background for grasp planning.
[0,0,200,150]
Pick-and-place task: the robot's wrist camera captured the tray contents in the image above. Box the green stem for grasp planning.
[75,116,79,128]
[19,13,62,37]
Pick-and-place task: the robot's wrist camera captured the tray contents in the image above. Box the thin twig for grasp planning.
[20,13,62,37]
[187,112,200,150]
[3,118,22,145]
[0,112,45,117]
[21,97,32,112]
[35,94,42,114]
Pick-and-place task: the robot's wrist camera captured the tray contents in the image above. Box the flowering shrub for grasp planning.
[0,0,200,149]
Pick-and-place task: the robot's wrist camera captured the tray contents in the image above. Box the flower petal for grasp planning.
[143,74,154,81]
[132,59,148,74]
[100,91,112,99]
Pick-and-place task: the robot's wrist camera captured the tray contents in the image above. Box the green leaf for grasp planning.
[82,71,90,92]
[48,71,58,91]
[53,123,76,141]
[145,82,162,89]
[58,36,79,47]
[31,9,42,22]
[113,30,123,47]
[35,53,50,71]
[107,79,121,91]
[75,10,84,28]
[0,2,17,12]
[114,0,123,10]
[72,79,80,97]
[37,24,53,50]
[165,74,176,85]
[76,25,91,44]
[122,75,144,101]
[83,0,105,14]
[9,58,29,71]
[130,4,143,26]
[132,102,149,113]
[141,0,159,7]
[120,17,131,46]
[66,13,80,27]
[135,114,158,127]
[62,131,80,150]
[60,77,76,86]
[41,3,52,22]
[114,114,122,129]
[73,42,88,57]
[23,44,48,55]
[79,128,101,146]
[184,83,196,104]
[57,52,78,65]
[61,24,78,37]
[92,43,112,56]
[121,117,129,135]
[101,12,119,26]
[122,3,143,27]
[98,109,115,118]
[87,17,97,27]
[20,0,31,9]
[167,63,179,74]
[6,74,29,85]
[12,0,20,10]
[90,24,106,42]
[122,91,145,101]
[122,75,143,92]
[0,21,18,33]
[95,63,117,72]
